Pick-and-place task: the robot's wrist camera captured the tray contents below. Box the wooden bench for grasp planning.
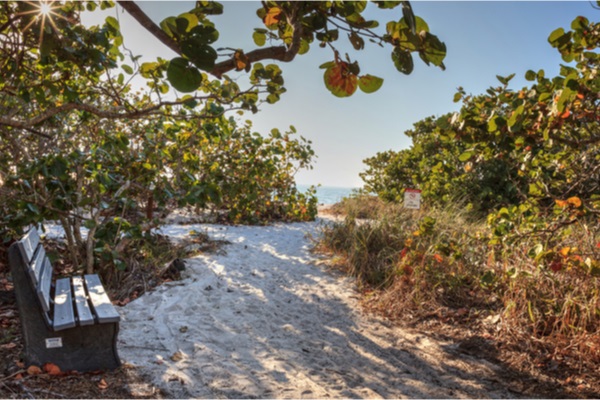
[8,227,121,372]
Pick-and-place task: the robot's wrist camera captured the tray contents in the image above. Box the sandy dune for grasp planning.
[117,218,517,398]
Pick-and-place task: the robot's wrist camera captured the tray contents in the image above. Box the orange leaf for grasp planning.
[43,362,61,376]
[27,365,42,375]
[559,247,570,257]
[555,199,568,208]
[233,50,250,72]
[567,196,582,208]
[97,378,109,390]
[560,109,571,119]
[576,92,584,100]
[263,7,281,26]
[596,242,600,249]
[433,254,443,263]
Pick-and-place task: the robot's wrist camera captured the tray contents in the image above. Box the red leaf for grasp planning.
[43,362,62,376]
[323,62,358,97]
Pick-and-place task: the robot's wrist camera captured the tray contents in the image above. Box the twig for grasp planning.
[0,369,26,382]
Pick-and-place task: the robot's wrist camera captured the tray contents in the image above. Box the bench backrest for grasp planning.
[17,228,53,313]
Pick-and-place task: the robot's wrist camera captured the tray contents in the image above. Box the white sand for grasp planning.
[114,216,517,399]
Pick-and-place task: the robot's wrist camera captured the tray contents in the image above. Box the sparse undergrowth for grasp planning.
[316,194,600,398]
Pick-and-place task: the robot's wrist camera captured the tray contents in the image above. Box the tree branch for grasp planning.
[116,1,181,56]
[117,1,303,79]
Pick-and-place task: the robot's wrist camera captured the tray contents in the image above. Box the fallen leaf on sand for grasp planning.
[97,378,109,390]
[43,362,62,376]
[27,365,42,375]
[171,351,184,361]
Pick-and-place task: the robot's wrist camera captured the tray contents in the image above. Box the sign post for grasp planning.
[404,189,421,210]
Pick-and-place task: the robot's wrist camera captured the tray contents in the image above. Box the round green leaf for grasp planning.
[181,41,217,71]
[167,57,203,92]
[458,151,474,162]
[253,30,266,46]
[525,70,536,81]
[391,48,413,74]
[358,74,384,94]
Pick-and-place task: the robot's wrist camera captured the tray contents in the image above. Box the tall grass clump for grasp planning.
[495,218,600,366]
[317,195,600,368]
[317,197,499,314]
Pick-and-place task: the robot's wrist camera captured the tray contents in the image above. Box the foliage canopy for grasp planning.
[1,1,446,275]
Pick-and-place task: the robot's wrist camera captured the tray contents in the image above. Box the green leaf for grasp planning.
[496,73,515,85]
[319,61,336,69]
[548,27,565,43]
[348,32,365,50]
[26,203,40,214]
[401,1,416,34]
[458,151,474,162]
[528,182,543,196]
[181,40,217,71]
[374,1,402,9]
[121,64,133,74]
[193,1,223,15]
[167,57,203,92]
[160,17,177,38]
[358,75,384,93]
[189,25,219,44]
[175,13,199,34]
[391,48,413,75]
[525,70,536,81]
[420,32,446,69]
[253,30,266,46]
[105,16,120,31]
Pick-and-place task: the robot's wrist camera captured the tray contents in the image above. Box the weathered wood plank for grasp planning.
[53,278,76,331]
[72,276,94,326]
[84,275,120,323]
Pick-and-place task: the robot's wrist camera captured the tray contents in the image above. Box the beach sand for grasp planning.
[115,214,517,399]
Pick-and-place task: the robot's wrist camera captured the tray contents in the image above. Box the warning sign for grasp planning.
[404,189,421,209]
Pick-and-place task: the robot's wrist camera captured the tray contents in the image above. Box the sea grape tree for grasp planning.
[1,1,444,275]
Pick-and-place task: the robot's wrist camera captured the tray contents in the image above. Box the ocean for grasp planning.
[297,185,358,205]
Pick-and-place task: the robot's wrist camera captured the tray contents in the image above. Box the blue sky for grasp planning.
[83,1,597,188]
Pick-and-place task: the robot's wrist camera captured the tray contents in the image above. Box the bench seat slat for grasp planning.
[72,276,95,326]
[53,278,76,331]
[84,275,120,323]
[37,258,52,313]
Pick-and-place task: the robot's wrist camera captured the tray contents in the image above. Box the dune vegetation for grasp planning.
[317,15,600,391]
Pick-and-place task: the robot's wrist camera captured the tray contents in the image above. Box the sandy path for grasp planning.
[117,219,516,398]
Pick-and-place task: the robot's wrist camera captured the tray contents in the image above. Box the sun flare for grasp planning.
[39,2,52,16]
[17,1,70,46]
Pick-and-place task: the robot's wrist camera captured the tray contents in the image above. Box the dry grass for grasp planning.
[316,196,600,397]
